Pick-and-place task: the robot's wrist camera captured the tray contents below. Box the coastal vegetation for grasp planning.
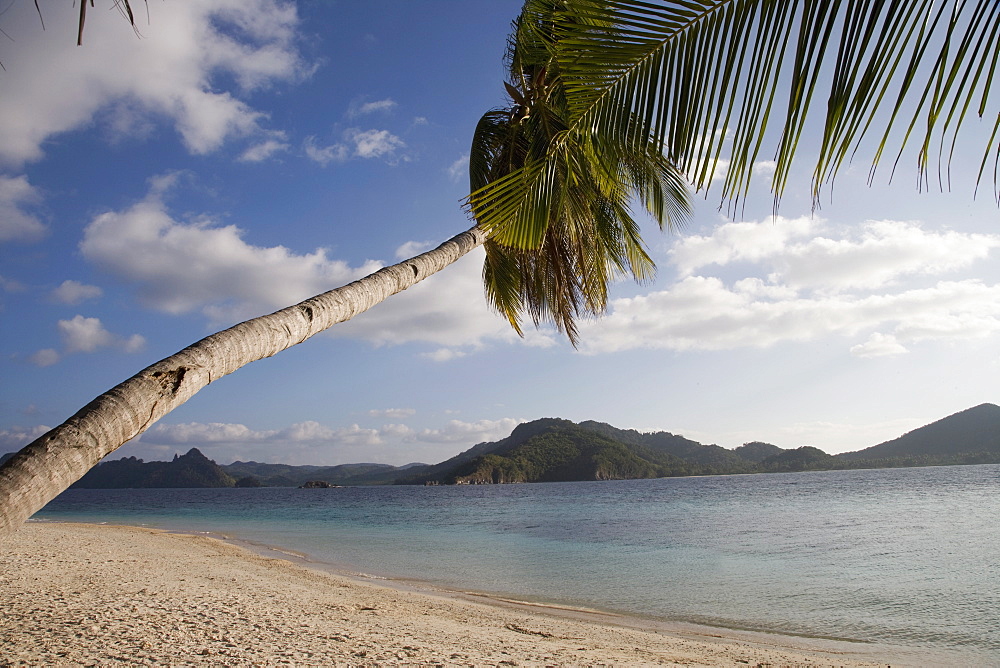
[2,1,998,534]
[20,403,996,489]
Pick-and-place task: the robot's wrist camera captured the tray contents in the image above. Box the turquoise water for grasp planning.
[34,464,1000,664]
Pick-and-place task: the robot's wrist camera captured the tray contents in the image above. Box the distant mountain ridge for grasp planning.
[396,403,1000,485]
[838,403,1000,461]
[433,420,673,484]
[68,453,424,489]
[221,460,423,487]
[71,448,235,488]
[6,403,998,488]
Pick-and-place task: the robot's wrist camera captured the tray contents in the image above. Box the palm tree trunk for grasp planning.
[0,225,487,537]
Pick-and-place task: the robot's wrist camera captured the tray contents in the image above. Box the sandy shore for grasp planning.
[1,522,891,667]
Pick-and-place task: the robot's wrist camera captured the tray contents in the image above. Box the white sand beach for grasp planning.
[1,522,892,666]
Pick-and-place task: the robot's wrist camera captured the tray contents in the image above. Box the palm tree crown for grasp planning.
[470,1,692,344]
[471,0,999,338]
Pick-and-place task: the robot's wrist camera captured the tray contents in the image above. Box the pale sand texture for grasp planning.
[1,523,888,667]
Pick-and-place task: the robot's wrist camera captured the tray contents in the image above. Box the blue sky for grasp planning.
[1,1,998,466]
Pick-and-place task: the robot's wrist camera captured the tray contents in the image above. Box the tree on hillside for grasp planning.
[1,0,997,536]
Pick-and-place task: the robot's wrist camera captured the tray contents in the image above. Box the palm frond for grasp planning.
[470,1,699,342]
[472,0,1000,236]
[77,1,142,45]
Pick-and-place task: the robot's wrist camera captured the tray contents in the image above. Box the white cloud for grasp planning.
[28,349,60,367]
[850,332,909,358]
[147,417,523,448]
[0,0,308,166]
[239,138,290,162]
[51,280,103,305]
[670,215,816,276]
[8,416,518,466]
[368,408,416,419]
[380,423,414,438]
[79,174,382,324]
[121,334,147,353]
[577,215,1000,356]
[753,160,778,177]
[349,98,397,117]
[123,415,525,465]
[58,315,118,353]
[57,315,146,355]
[777,220,1000,291]
[421,348,467,362]
[304,129,405,165]
[580,277,1000,355]
[0,175,46,243]
[303,136,349,166]
[709,158,730,184]
[0,275,26,293]
[672,216,1000,291]
[139,420,385,465]
[394,240,432,260]
[348,129,405,160]
[147,422,265,443]
[447,155,470,182]
[321,423,382,446]
[24,315,144,365]
[414,418,524,444]
[0,425,52,451]
[144,420,381,447]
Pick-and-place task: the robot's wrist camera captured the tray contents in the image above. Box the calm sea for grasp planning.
[32,465,1000,665]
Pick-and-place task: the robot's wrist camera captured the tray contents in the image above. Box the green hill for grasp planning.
[221,460,323,486]
[734,441,785,463]
[836,404,1000,463]
[443,422,675,484]
[761,446,836,472]
[404,419,760,485]
[395,418,579,484]
[579,421,755,474]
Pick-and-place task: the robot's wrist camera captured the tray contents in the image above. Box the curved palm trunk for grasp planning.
[0,226,486,537]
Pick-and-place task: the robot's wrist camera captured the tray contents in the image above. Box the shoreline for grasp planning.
[215,529,891,655]
[3,522,900,666]
[200,526,949,665]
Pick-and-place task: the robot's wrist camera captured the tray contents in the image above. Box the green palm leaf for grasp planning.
[469,2,692,342]
[467,0,998,341]
[472,1,998,226]
[557,0,999,202]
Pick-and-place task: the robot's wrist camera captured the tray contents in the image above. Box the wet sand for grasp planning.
[1,522,892,666]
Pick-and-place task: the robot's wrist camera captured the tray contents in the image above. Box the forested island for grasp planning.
[5,404,998,489]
